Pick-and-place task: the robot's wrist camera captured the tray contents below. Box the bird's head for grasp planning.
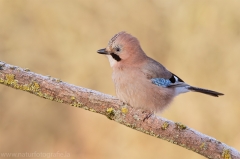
[97,31,146,67]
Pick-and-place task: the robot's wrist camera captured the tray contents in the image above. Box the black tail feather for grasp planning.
[188,86,224,97]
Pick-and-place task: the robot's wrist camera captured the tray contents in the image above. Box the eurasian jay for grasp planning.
[97,31,224,112]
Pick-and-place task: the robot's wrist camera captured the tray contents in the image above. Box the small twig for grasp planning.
[0,60,239,159]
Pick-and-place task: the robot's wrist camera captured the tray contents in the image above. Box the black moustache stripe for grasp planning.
[110,53,121,61]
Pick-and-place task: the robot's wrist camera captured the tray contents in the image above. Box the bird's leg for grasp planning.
[143,110,154,122]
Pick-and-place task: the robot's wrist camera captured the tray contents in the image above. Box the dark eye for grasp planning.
[115,47,121,52]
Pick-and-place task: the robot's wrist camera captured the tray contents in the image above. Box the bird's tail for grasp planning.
[187,86,224,97]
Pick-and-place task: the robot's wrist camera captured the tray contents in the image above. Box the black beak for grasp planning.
[97,48,109,54]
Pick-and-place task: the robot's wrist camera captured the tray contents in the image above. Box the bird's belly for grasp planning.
[114,77,175,113]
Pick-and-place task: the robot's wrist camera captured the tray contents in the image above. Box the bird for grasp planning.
[97,31,224,113]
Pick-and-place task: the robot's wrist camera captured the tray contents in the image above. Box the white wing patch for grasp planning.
[174,76,179,82]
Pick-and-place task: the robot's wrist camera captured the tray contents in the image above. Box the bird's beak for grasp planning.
[97,48,109,55]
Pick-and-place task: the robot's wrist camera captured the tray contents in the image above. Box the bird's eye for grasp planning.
[115,47,121,52]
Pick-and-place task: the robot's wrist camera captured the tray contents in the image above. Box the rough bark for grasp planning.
[0,60,239,159]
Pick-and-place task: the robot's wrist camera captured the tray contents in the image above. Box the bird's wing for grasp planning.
[151,76,187,88]
[142,57,186,88]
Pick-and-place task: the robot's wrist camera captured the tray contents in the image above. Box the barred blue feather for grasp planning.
[151,78,171,87]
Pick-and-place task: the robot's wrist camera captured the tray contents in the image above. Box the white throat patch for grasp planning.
[107,55,118,67]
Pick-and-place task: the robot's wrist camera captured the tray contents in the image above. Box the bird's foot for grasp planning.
[143,111,154,122]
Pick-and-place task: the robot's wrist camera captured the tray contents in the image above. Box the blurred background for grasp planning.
[0,0,239,158]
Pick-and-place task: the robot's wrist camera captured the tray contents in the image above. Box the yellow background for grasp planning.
[0,0,239,158]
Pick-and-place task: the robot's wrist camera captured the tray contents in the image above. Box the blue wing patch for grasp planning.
[151,78,171,87]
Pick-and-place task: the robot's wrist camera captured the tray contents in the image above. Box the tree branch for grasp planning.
[0,60,239,159]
